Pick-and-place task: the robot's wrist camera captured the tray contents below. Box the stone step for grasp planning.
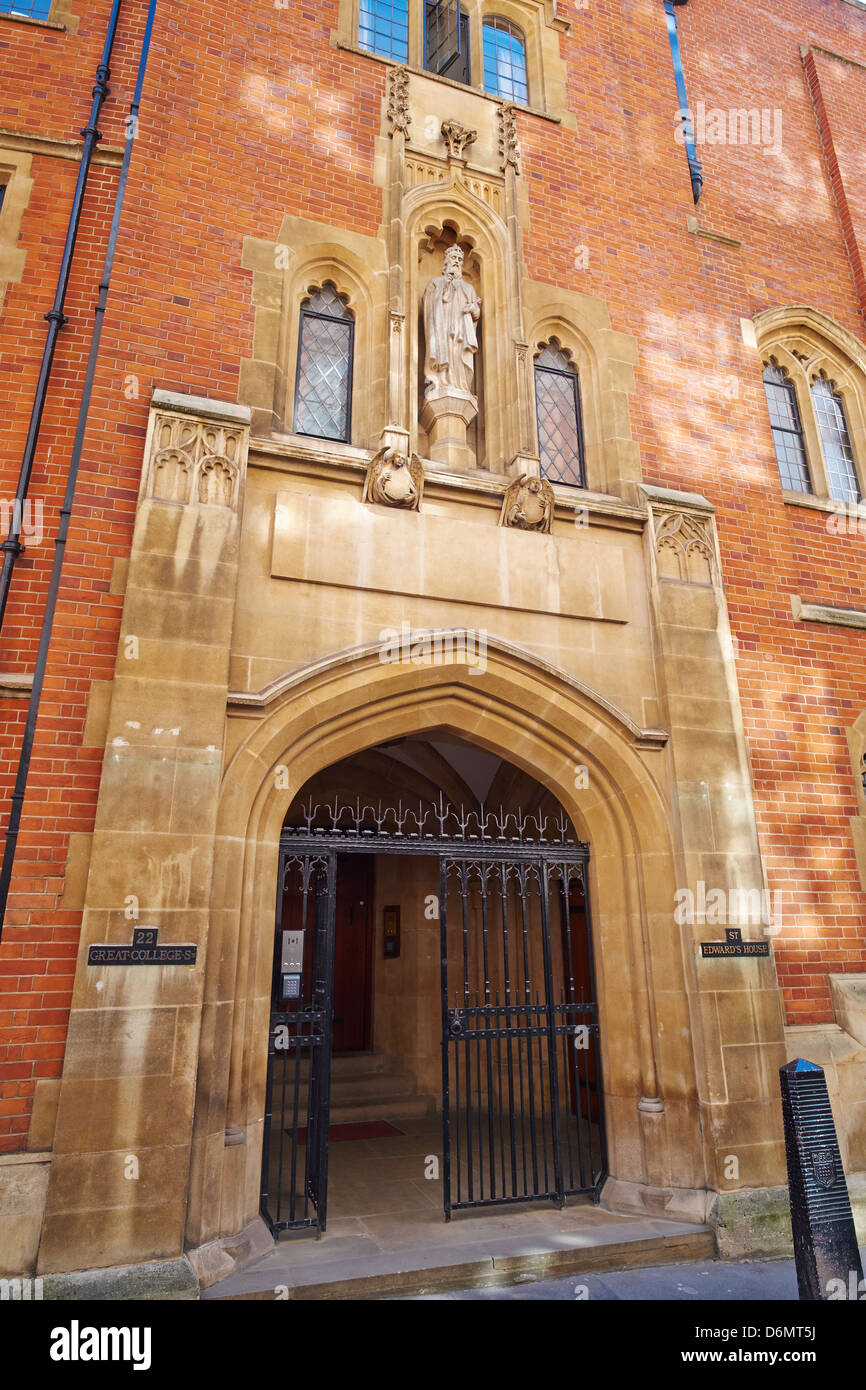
[284,1052,407,1083]
[330,1052,390,1078]
[328,1094,438,1124]
[288,1081,419,1114]
[273,1053,423,1114]
[205,1216,718,1301]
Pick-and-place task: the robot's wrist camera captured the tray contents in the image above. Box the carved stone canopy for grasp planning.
[363,447,425,511]
[441,120,477,160]
[500,474,555,533]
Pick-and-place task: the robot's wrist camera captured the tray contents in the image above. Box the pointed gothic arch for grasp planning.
[183,636,706,1251]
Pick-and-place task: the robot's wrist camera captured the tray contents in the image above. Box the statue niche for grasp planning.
[420,244,481,471]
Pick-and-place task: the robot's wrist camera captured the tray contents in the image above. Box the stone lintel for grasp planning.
[641,483,714,513]
[151,389,251,426]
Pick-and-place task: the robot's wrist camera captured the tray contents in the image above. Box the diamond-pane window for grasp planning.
[811,374,861,505]
[359,0,409,62]
[482,17,528,104]
[762,361,811,494]
[534,343,585,487]
[293,284,354,443]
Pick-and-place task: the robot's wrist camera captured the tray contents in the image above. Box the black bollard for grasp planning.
[780,1058,864,1300]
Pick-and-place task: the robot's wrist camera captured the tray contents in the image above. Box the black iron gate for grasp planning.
[440,851,605,1215]
[260,800,606,1236]
[260,851,336,1235]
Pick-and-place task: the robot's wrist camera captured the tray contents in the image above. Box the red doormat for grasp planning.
[289,1120,405,1144]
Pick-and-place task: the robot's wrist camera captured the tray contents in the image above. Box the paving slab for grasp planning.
[204,1205,715,1300]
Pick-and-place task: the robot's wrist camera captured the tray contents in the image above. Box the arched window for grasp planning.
[762,361,811,494]
[534,342,585,487]
[359,0,409,63]
[811,373,862,504]
[482,17,528,104]
[293,284,355,443]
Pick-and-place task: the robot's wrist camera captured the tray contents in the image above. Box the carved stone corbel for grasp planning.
[363,447,424,511]
[441,120,477,161]
[499,473,555,533]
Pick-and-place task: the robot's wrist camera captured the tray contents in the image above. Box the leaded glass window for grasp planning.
[482,17,528,104]
[293,284,354,443]
[425,0,467,81]
[811,374,861,505]
[359,0,409,63]
[534,343,585,487]
[762,361,811,494]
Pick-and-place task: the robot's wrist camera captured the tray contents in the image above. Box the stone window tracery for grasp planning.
[754,308,866,508]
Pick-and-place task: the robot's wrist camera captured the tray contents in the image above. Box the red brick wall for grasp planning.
[1,0,865,1150]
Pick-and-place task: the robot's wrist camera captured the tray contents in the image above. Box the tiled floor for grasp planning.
[207,1113,714,1299]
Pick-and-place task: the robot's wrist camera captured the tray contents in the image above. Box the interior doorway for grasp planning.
[332,855,373,1053]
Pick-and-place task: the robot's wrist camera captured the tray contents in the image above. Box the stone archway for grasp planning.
[184,633,706,1252]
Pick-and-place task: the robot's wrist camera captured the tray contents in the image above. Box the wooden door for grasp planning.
[332,854,374,1053]
[561,874,600,1123]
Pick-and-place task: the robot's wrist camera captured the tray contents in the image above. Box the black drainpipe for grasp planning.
[0,0,159,936]
[0,0,125,635]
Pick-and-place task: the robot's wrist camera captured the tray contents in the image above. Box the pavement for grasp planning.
[394,1248,866,1299]
[394,1254,801,1299]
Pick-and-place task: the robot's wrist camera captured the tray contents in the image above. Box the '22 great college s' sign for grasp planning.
[87,926,197,966]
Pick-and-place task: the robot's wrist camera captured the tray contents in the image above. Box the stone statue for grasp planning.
[363,447,424,511]
[422,246,481,400]
[500,474,555,534]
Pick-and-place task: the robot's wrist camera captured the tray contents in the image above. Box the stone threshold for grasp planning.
[203,1217,716,1302]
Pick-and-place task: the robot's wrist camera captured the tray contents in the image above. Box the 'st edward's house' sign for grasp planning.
[700,926,770,959]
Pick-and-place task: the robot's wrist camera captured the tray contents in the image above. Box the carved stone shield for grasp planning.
[810,1148,836,1189]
